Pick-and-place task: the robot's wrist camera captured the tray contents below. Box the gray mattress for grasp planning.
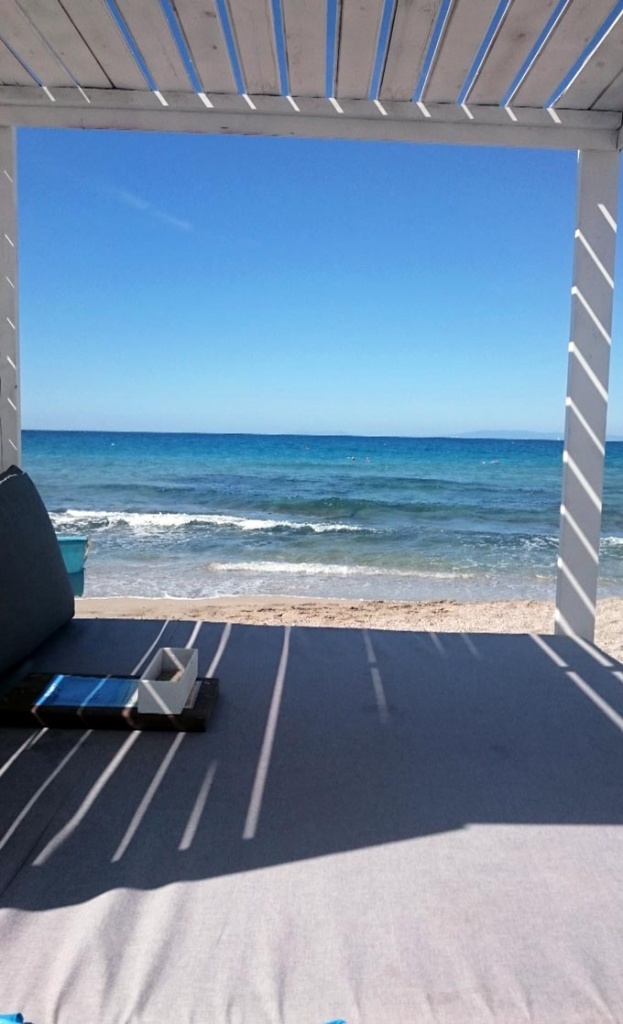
[1,618,623,1023]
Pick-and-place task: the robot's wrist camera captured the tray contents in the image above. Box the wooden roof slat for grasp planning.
[170,0,236,94]
[115,0,192,91]
[468,0,557,105]
[0,0,76,86]
[379,0,439,102]
[592,67,623,110]
[281,0,326,97]
[227,0,280,94]
[512,0,614,107]
[424,0,499,102]
[0,40,37,85]
[3,0,111,87]
[58,0,146,90]
[557,16,623,110]
[336,0,385,100]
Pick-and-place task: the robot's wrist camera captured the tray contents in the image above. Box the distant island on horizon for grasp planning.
[457,430,564,440]
[459,430,623,442]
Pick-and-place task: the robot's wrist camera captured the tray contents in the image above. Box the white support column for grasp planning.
[0,127,19,473]
[555,150,620,641]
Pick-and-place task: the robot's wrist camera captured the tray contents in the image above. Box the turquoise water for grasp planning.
[21,430,623,601]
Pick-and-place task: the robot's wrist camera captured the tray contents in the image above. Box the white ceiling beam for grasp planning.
[1,86,619,127]
[0,91,617,150]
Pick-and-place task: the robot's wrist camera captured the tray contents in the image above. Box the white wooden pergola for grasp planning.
[0,0,621,642]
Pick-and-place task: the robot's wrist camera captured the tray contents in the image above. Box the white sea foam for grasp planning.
[204,560,474,579]
[517,534,623,551]
[51,509,365,534]
[518,535,558,551]
[602,536,623,548]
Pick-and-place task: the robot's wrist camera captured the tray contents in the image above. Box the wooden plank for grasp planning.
[468,0,558,105]
[0,41,36,86]
[0,128,19,473]
[227,0,280,94]
[557,16,623,109]
[115,0,192,90]
[379,0,439,102]
[512,0,614,107]
[0,0,73,86]
[171,0,236,93]
[11,0,111,86]
[336,0,385,99]
[281,0,326,97]
[593,68,623,111]
[424,0,499,102]
[59,0,146,89]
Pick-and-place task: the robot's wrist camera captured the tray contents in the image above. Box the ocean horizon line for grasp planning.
[22,427,616,442]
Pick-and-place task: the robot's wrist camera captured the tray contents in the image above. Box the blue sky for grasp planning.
[16,128,623,437]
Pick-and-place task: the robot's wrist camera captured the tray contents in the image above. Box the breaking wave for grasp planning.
[51,508,367,535]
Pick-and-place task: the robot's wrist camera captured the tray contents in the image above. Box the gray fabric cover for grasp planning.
[0,465,74,677]
[1,620,623,1022]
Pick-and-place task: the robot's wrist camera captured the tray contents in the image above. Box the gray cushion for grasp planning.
[0,465,74,677]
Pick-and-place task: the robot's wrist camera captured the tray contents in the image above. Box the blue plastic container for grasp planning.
[67,570,85,597]
[57,535,89,575]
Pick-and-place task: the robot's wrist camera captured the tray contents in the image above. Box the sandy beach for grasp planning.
[76,594,623,665]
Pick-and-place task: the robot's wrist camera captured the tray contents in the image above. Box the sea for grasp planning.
[21,430,623,602]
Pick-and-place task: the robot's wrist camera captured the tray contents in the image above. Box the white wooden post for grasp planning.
[0,127,19,473]
[555,150,620,641]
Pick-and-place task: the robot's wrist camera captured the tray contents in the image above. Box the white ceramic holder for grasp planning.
[137,647,198,715]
